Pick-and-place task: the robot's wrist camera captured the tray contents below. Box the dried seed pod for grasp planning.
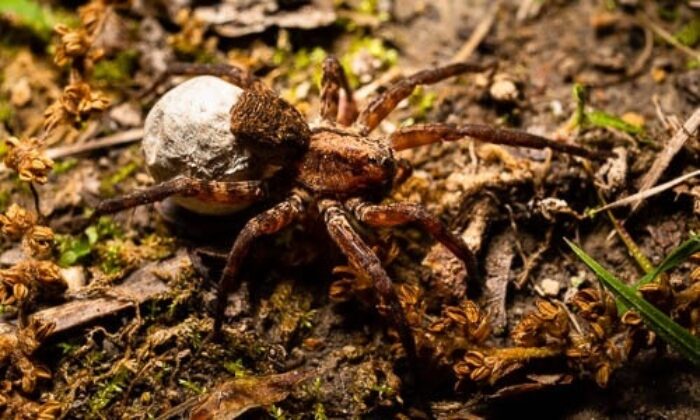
[53,25,92,66]
[3,137,54,184]
[464,350,485,367]
[453,361,471,377]
[329,278,355,302]
[444,306,468,325]
[534,299,560,321]
[621,310,642,326]
[22,226,55,259]
[427,318,449,333]
[0,204,37,240]
[512,314,542,347]
[12,284,29,302]
[397,284,420,306]
[45,82,110,130]
[595,363,611,388]
[78,0,108,35]
[470,365,491,382]
[571,288,602,318]
[463,300,482,325]
[0,260,66,303]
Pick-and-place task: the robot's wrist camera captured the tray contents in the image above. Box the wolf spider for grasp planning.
[87,57,604,365]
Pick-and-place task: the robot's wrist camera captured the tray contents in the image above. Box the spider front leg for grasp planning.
[140,61,263,99]
[390,123,610,160]
[355,61,493,135]
[83,177,265,227]
[319,199,417,364]
[320,56,358,126]
[214,193,305,333]
[346,198,478,283]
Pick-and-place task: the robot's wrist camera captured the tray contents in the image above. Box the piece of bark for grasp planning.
[483,230,515,333]
[29,251,187,336]
[195,0,335,38]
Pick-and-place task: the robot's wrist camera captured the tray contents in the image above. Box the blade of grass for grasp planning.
[565,239,700,367]
[635,234,700,288]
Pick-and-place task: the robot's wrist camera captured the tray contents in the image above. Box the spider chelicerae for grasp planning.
[85,57,604,366]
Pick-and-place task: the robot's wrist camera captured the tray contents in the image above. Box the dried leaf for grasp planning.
[190,370,312,419]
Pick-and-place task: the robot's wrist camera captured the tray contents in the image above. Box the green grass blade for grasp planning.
[586,110,643,134]
[635,234,700,288]
[565,239,700,366]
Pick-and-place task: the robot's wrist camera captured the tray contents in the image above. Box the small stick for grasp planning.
[45,127,144,160]
[632,108,700,213]
[590,169,700,215]
[637,13,700,62]
[452,0,502,62]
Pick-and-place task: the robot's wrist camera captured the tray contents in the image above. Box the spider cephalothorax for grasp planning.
[85,57,606,370]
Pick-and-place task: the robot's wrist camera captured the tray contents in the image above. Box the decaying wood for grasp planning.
[195,0,336,38]
[29,251,186,336]
[483,230,516,333]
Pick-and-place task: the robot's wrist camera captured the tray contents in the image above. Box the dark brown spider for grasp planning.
[87,57,604,367]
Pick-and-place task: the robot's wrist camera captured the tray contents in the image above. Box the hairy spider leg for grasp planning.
[319,199,418,365]
[355,61,494,135]
[214,194,305,333]
[139,62,264,99]
[320,56,358,126]
[88,177,265,224]
[346,198,479,283]
[390,123,610,160]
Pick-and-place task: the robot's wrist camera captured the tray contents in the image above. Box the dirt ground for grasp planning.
[0,0,699,418]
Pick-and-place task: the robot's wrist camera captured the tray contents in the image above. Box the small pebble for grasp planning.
[10,77,31,107]
[60,266,86,292]
[109,102,143,127]
[540,278,561,297]
[489,78,519,102]
[622,112,645,128]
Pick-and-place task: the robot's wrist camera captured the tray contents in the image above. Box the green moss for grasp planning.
[89,367,130,414]
[0,0,56,40]
[100,161,139,196]
[223,359,248,377]
[340,37,398,88]
[51,158,78,175]
[99,241,125,274]
[56,216,121,267]
[569,83,643,135]
[93,50,139,86]
[656,3,678,22]
[0,190,9,212]
[675,17,700,47]
[0,98,13,124]
[687,59,700,70]
[178,379,205,395]
[409,86,437,120]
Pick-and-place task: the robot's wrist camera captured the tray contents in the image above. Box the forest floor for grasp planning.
[0,0,699,418]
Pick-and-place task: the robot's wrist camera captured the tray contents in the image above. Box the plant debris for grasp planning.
[0,0,698,418]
